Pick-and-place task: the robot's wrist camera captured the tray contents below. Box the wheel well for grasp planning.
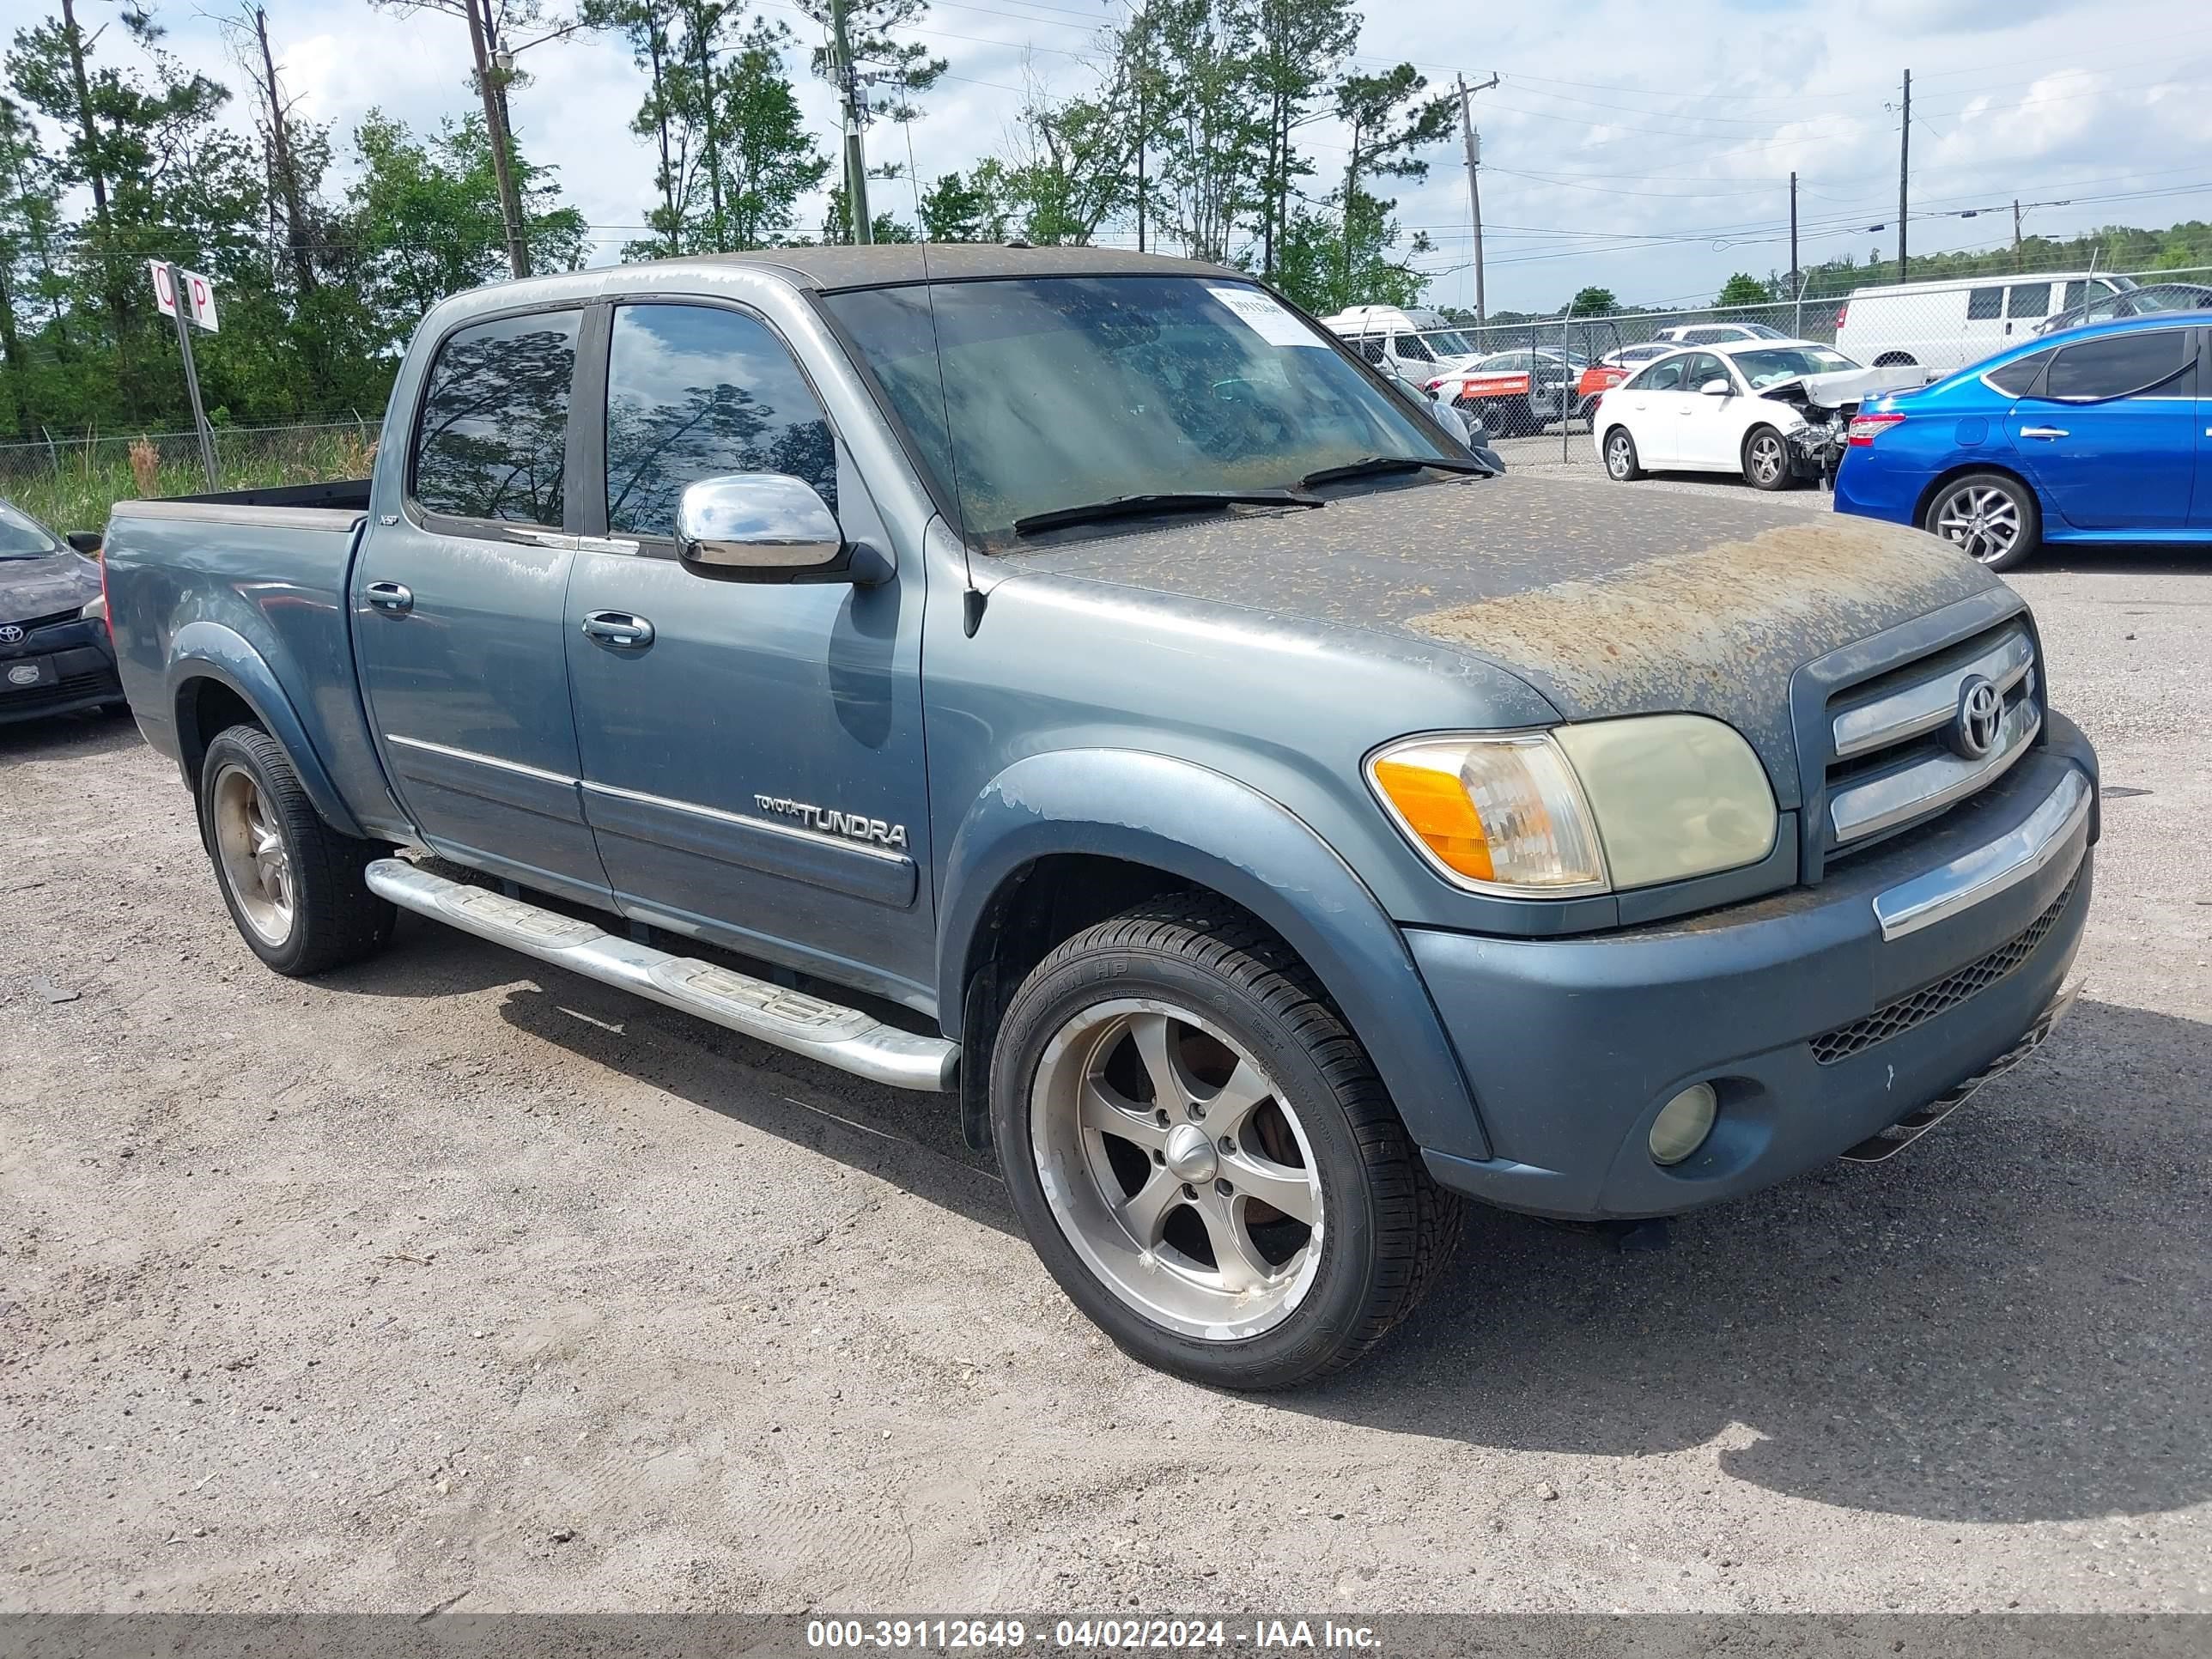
[175,677,260,789]
[1911,461,2036,532]
[1874,351,1918,368]
[956,854,1284,1152]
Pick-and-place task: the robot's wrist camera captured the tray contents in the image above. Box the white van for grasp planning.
[1320,304,1482,386]
[1833,272,2136,374]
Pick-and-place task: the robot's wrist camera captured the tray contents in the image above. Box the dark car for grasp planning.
[0,499,125,724]
[2034,281,2212,335]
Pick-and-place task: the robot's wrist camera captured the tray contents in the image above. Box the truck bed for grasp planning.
[102,488,406,836]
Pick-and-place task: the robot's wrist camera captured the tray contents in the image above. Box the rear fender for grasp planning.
[167,621,366,839]
[938,749,1491,1162]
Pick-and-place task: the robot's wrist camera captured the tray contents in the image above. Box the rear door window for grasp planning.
[1634,356,1687,392]
[2040,330,2194,401]
[603,302,838,540]
[1680,352,1728,390]
[2006,283,2051,320]
[1984,349,2053,397]
[1966,287,2002,320]
[412,310,580,527]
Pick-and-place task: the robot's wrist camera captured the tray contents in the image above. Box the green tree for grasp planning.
[1250,0,1356,279]
[1716,271,1771,307]
[712,19,828,249]
[343,109,585,348]
[1142,0,1267,263]
[792,0,945,120]
[918,167,1005,242]
[0,95,61,438]
[585,0,689,256]
[1569,284,1618,316]
[1327,64,1450,295]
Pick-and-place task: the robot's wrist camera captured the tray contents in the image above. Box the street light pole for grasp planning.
[465,0,529,278]
[1455,71,1498,333]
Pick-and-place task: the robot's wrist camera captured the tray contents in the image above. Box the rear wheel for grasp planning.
[198,724,394,976]
[1922,471,2040,572]
[1742,426,1794,490]
[991,898,1462,1389]
[1603,426,1644,481]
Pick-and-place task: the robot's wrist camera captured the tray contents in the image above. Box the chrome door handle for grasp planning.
[580,610,654,647]
[365,581,413,614]
[2018,426,2069,440]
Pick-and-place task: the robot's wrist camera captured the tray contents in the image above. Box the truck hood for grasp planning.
[0,549,101,623]
[1769,365,1935,409]
[1000,473,2005,800]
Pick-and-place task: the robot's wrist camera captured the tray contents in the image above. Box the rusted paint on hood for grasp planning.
[1405,514,1997,782]
[1006,473,2003,793]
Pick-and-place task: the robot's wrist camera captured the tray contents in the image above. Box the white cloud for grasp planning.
[67,0,2212,309]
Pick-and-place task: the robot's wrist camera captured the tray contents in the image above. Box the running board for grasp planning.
[365,859,958,1092]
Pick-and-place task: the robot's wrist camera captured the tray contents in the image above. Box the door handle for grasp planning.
[365,581,413,614]
[2018,426,2069,440]
[580,610,655,647]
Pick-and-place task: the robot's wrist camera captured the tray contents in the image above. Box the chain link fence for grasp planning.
[0,416,384,533]
[1423,264,2212,472]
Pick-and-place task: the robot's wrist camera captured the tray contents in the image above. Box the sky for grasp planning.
[120,0,2212,314]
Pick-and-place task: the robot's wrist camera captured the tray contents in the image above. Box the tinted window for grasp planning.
[1354,337,1385,365]
[2006,283,2050,319]
[1984,349,2052,396]
[2042,331,2193,401]
[1396,333,1434,362]
[1966,287,2002,321]
[412,311,580,526]
[1633,356,1686,392]
[2063,282,2087,311]
[0,500,61,557]
[604,304,837,539]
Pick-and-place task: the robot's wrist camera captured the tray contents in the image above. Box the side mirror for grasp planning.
[676,473,884,585]
[1700,378,1732,396]
[66,530,102,555]
[1425,397,1476,447]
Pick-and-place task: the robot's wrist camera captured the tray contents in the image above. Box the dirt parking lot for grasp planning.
[3,522,2209,1615]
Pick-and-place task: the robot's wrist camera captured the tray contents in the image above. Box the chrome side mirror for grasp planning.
[676,473,847,580]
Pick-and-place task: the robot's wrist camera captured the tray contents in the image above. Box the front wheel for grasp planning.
[198,724,395,976]
[991,899,1462,1389]
[1922,471,2041,571]
[1603,427,1644,481]
[1743,426,1794,490]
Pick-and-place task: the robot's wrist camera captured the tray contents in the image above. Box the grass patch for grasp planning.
[3,426,380,536]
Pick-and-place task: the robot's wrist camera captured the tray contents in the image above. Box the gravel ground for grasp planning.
[3,529,2208,1616]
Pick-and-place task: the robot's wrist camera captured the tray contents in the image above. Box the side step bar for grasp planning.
[365,858,958,1092]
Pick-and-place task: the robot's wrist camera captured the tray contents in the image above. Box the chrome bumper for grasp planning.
[1871,766,2093,942]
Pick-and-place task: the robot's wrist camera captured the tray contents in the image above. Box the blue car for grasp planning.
[1835,312,2210,570]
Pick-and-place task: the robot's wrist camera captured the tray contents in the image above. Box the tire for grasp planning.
[1603,426,1644,481]
[990,897,1463,1389]
[198,723,395,976]
[1922,471,2041,572]
[1742,425,1795,491]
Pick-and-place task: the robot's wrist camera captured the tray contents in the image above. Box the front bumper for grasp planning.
[1409,744,2095,1219]
[0,616,121,726]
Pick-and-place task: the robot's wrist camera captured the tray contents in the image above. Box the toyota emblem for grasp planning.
[1951,675,2003,759]
[0,623,23,645]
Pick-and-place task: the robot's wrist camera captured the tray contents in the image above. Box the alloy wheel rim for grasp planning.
[1934,485,2021,563]
[1030,998,1325,1341]
[212,764,294,946]
[1750,434,1784,483]
[1607,434,1632,476]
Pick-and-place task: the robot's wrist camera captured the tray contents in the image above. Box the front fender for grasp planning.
[166,621,365,839]
[938,750,1491,1162]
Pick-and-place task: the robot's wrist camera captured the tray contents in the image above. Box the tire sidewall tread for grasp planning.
[990,897,1462,1390]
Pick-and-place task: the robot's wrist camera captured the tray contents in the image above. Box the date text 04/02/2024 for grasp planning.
[804,1619,1382,1651]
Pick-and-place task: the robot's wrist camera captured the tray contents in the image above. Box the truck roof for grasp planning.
[547,244,1239,296]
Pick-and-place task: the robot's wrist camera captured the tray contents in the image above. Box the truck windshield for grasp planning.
[0,501,61,558]
[820,276,1467,546]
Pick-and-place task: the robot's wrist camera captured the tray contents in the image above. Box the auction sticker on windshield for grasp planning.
[1207,286,1322,347]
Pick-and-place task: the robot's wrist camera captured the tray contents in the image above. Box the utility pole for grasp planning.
[1456,72,1498,330]
[2013,198,2023,271]
[1789,170,1801,338]
[1896,68,1910,284]
[830,0,872,244]
[465,0,529,278]
[1136,75,1146,253]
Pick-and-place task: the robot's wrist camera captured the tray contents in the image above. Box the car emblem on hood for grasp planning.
[1951,675,2003,760]
[0,624,24,645]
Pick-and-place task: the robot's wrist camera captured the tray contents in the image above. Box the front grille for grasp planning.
[1820,620,2041,859]
[2,606,83,636]
[0,668,115,708]
[1809,871,2079,1065]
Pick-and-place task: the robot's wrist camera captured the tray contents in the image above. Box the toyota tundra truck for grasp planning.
[100,247,2098,1389]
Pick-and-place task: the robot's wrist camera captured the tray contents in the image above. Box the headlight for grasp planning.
[1368,715,1776,897]
[78,594,106,624]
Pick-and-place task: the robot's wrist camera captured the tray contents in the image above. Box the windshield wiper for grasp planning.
[1013,488,1322,537]
[1299,454,1493,489]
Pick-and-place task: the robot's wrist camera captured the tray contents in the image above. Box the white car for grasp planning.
[1649,322,1790,346]
[1594,339,1915,490]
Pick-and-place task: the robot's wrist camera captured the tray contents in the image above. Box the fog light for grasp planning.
[1650,1083,1718,1166]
